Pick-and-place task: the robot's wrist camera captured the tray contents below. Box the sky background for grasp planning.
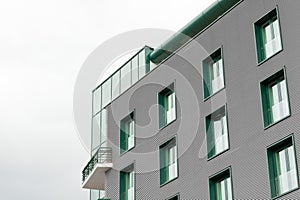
[0,0,214,199]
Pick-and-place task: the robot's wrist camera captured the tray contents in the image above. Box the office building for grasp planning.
[82,0,300,199]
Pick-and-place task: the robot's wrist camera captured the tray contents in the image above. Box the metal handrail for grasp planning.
[82,147,112,182]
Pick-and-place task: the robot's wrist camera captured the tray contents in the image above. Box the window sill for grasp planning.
[271,186,299,200]
[257,48,283,66]
[160,175,178,188]
[207,147,230,161]
[120,145,135,157]
[159,118,177,131]
[263,113,290,130]
[203,86,225,102]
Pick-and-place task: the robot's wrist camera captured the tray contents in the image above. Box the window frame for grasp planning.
[159,136,179,187]
[158,82,177,129]
[119,163,136,200]
[202,47,226,101]
[209,167,234,200]
[254,6,283,65]
[205,105,230,160]
[120,110,136,155]
[266,134,299,199]
[259,67,291,129]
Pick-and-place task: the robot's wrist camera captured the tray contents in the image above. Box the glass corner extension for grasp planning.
[260,69,290,128]
[267,135,299,198]
[158,83,176,128]
[206,106,229,159]
[159,137,178,185]
[209,168,233,200]
[92,46,153,111]
[254,8,282,63]
[203,48,225,99]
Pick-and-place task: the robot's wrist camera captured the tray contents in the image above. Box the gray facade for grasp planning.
[85,0,300,199]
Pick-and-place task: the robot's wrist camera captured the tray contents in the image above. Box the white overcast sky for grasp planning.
[0,0,215,199]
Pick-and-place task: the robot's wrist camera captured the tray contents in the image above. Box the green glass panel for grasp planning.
[267,136,298,198]
[120,120,126,154]
[120,172,126,200]
[254,8,281,63]
[209,169,232,200]
[203,48,223,99]
[159,138,177,185]
[158,93,166,128]
[260,69,289,127]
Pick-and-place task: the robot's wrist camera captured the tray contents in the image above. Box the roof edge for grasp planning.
[149,0,243,64]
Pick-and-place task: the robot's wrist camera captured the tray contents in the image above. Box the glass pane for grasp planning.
[167,143,177,180]
[211,58,224,93]
[131,56,139,84]
[138,50,146,79]
[166,92,176,123]
[218,177,232,200]
[112,70,120,100]
[90,190,99,200]
[128,172,135,200]
[127,119,135,150]
[92,113,100,150]
[93,86,101,115]
[276,146,298,195]
[273,19,280,38]
[99,190,106,199]
[271,80,289,122]
[264,18,282,58]
[264,23,273,43]
[121,62,131,93]
[102,78,111,108]
[213,115,228,155]
[101,109,107,146]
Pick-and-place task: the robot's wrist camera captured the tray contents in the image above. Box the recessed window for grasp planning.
[120,164,135,200]
[159,137,178,185]
[167,194,179,200]
[203,48,225,99]
[209,168,233,200]
[206,106,229,159]
[260,69,290,128]
[120,112,135,154]
[254,8,282,63]
[158,83,176,128]
[267,135,299,198]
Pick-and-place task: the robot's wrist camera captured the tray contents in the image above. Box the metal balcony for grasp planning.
[82,147,113,190]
